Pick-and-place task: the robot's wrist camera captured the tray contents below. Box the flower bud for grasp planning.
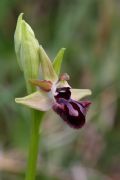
[14,13,40,93]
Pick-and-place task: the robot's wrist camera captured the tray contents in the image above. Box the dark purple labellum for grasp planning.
[52,87,91,129]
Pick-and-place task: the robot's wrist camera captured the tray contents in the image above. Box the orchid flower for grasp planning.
[14,13,92,129]
[15,44,91,129]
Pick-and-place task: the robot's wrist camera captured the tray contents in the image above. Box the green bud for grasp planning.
[14,13,40,93]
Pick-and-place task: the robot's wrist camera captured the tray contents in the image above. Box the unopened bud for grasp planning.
[14,13,40,93]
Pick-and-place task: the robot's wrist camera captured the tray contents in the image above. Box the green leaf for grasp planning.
[39,46,58,82]
[53,48,66,76]
[15,90,54,111]
[71,89,92,100]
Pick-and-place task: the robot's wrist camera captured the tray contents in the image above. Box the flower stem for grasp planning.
[25,110,43,180]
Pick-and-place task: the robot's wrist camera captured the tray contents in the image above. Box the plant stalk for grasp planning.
[25,110,43,180]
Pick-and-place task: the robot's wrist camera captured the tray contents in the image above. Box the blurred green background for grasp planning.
[0,0,120,179]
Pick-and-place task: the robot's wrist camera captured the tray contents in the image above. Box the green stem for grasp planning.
[25,110,43,180]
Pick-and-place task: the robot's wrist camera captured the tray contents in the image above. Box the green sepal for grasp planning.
[39,46,58,82]
[53,48,66,76]
[15,90,54,111]
[71,89,92,100]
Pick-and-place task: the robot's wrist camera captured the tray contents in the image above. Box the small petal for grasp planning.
[53,48,66,76]
[71,89,92,100]
[39,46,58,82]
[29,79,52,92]
[15,91,54,111]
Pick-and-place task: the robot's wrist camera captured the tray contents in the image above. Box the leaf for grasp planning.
[53,48,66,76]
[71,89,92,100]
[15,90,55,111]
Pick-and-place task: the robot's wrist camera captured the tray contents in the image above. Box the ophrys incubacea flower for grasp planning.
[15,45,92,129]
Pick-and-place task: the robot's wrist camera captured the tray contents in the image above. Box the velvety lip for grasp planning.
[53,87,91,129]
